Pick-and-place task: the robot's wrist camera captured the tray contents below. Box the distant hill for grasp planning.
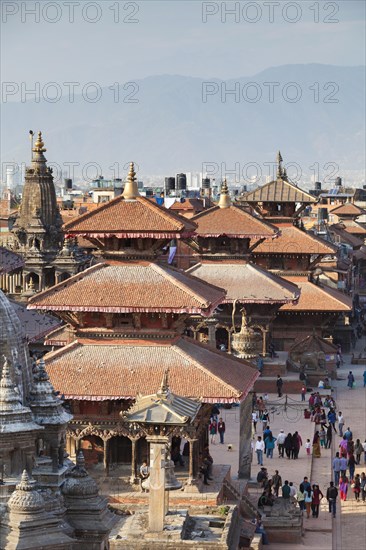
[1,64,365,182]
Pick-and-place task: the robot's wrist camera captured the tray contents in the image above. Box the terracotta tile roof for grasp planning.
[328,224,364,248]
[279,276,352,312]
[44,336,258,403]
[9,300,61,343]
[0,247,24,274]
[169,198,206,212]
[253,225,337,255]
[44,324,76,347]
[191,205,279,238]
[187,262,299,304]
[63,195,196,238]
[335,220,366,235]
[27,262,225,315]
[289,333,337,354]
[243,178,316,203]
[330,203,366,217]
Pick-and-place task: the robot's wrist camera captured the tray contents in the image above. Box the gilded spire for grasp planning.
[218,178,231,209]
[122,162,139,200]
[33,131,47,154]
[31,131,47,173]
[276,150,284,178]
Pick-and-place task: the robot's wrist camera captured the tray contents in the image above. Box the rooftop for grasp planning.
[330,203,366,218]
[190,204,279,238]
[187,262,299,304]
[242,178,316,204]
[44,336,259,403]
[0,247,24,274]
[27,261,226,315]
[253,224,337,255]
[280,276,352,312]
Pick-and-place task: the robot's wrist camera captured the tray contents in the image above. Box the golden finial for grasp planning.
[218,178,231,209]
[33,131,46,154]
[122,161,140,200]
[276,150,283,178]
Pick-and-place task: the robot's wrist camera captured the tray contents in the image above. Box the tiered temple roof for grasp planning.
[253,225,337,256]
[279,276,352,312]
[242,178,316,204]
[330,202,366,219]
[28,261,225,315]
[42,336,258,403]
[187,262,299,304]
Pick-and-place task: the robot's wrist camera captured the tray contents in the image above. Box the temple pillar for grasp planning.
[262,328,269,356]
[227,329,232,354]
[188,439,199,482]
[103,439,109,475]
[146,434,168,532]
[130,437,138,484]
[238,394,252,479]
[206,318,217,347]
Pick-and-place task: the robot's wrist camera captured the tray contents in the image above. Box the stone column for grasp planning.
[262,328,269,356]
[206,318,217,347]
[130,437,138,484]
[238,394,252,479]
[103,439,109,475]
[146,434,168,532]
[188,439,198,482]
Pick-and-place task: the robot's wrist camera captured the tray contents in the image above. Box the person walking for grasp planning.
[311,484,324,518]
[325,424,332,449]
[255,436,265,466]
[344,427,353,441]
[305,439,311,456]
[271,470,282,497]
[360,472,366,502]
[252,410,258,433]
[354,438,363,464]
[326,481,338,518]
[276,375,283,397]
[301,385,306,402]
[313,431,321,457]
[328,409,337,433]
[261,409,269,431]
[284,432,292,459]
[352,474,361,501]
[340,455,348,477]
[339,436,348,457]
[209,419,218,444]
[304,487,313,519]
[348,453,356,481]
[336,352,341,369]
[339,475,349,501]
[292,431,302,459]
[265,433,277,459]
[277,429,286,458]
[217,417,226,444]
[296,483,306,512]
[333,452,341,486]
[347,371,355,389]
[319,426,326,448]
[337,411,344,437]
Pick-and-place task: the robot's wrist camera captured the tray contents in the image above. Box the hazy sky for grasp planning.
[1,0,365,87]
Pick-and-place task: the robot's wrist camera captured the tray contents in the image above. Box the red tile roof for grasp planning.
[63,195,196,238]
[253,225,337,255]
[44,336,258,403]
[243,178,316,203]
[27,261,225,315]
[329,224,364,248]
[330,203,366,217]
[191,205,279,238]
[335,220,366,235]
[0,247,24,274]
[279,276,352,312]
[187,262,299,304]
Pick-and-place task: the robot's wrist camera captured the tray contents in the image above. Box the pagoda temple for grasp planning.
[28,164,259,481]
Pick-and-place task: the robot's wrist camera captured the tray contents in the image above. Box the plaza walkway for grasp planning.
[210,339,366,549]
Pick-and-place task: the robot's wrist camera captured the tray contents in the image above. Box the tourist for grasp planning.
[301,385,306,402]
[282,480,291,499]
[354,438,363,464]
[292,431,302,459]
[352,474,361,501]
[284,433,292,459]
[276,375,283,397]
[271,470,282,497]
[363,439,366,463]
[312,431,321,458]
[209,419,217,444]
[262,409,269,431]
[139,461,150,492]
[319,426,326,448]
[252,410,258,433]
[217,417,226,444]
[337,411,344,437]
[252,514,269,545]
[311,484,323,518]
[325,424,332,449]
[305,439,311,456]
[257,467,268,487]
[296,483,306,512]
[304,487,313,519]
[339,436,348,457]
[319,409,327,428]
[340,455,348,477]
[326,481,338,518]
[360,472,366,502]
[256,355,264,375]
[347,371,355,389]
[339,475,349,501]
[363,369,366,388]
[302,477,311,492]
[344,427,353,441]
[289,482,296,499]
[348,453,356,481]
[265,433,276,459]
[333,452,341,486]
[327,409,337,432]
[263,426,272,452]
[277,429,286,458]
[255,436,265,466]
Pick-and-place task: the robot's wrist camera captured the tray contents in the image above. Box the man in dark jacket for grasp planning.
[276,375,283,397]
[326,481,338,517]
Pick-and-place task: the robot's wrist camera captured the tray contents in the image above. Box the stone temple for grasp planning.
[0,289,116,548]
